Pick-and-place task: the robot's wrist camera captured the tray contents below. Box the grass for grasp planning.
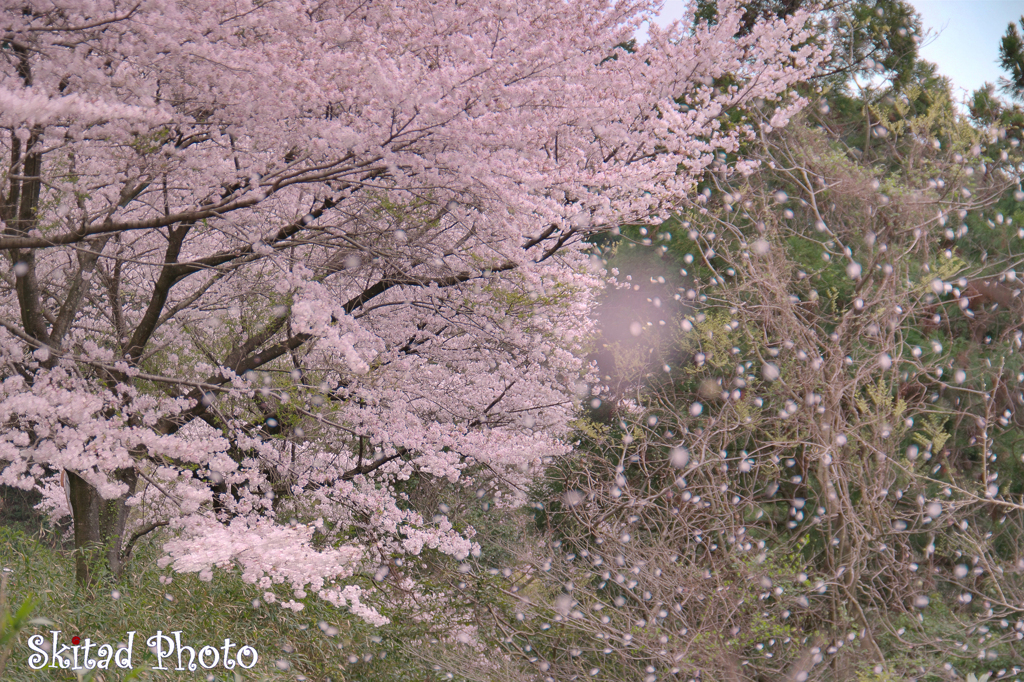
[0,525,438,682]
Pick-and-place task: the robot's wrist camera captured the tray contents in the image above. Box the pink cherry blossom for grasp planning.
[0,0,824,621]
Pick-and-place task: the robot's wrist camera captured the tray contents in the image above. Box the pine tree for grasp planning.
[999,16,1024,100]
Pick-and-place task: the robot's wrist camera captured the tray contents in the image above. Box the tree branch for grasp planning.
[120,520,169,565]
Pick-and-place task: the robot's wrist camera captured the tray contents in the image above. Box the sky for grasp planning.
[649,0,1024,103]
[912,1,1024,100]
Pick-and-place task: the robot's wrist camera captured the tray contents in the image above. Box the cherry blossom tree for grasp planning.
[0,0,822,621]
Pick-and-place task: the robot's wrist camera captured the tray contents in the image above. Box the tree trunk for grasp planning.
[67,467,137,585]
